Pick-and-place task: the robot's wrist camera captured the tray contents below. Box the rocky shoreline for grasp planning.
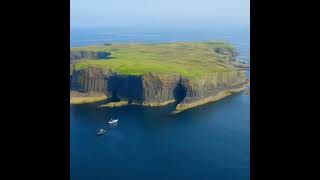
[70,91,108,104]
[173,82,249,114]
[98,101,129,108]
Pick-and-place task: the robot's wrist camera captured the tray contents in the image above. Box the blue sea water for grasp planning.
[70,27,250,180]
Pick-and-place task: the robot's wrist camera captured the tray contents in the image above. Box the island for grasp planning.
[70,41,249,113]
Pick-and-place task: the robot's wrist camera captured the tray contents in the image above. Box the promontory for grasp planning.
[70,41,249,113]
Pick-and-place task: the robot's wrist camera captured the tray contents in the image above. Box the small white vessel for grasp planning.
[96,129,106,135]
[108,118,118,124]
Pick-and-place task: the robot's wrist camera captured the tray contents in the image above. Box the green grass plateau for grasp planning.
[71,41,238,78]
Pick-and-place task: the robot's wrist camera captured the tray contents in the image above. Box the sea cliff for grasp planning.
[71,67,248,113]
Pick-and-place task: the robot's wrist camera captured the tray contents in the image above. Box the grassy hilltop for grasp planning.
[71,41,240,78]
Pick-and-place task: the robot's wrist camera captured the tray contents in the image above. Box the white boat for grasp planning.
[96,129,106,135]
[108,118,118,124]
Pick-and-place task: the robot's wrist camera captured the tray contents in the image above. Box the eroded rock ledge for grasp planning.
[70,67,248,112]
[70,51,111,62]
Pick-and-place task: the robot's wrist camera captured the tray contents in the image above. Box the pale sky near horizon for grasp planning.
[71,0,250,28]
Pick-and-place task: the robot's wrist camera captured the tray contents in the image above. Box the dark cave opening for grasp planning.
[173,83,187,104]
[109,90,120,102]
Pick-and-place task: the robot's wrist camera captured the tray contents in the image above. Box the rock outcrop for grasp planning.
[175,72,248,112]
[71,67,248,112]
[70,51,111,62]
[214,47,239,57]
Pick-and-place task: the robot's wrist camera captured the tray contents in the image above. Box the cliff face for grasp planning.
[71,67,248,111]
[142,73,181,105]
[71,67,181,105]
[175,71,248,112]
[71,67,111,93]
[180,71,247,103]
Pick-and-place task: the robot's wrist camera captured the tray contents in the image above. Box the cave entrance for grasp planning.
[109,90,120,102]
[173,83,187,104]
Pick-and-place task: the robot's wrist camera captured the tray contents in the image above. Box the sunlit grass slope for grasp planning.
[71,41,237,78]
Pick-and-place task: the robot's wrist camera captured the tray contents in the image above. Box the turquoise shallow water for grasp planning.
[70,27,250,180]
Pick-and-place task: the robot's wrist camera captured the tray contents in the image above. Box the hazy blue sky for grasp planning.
[71,0,250,28]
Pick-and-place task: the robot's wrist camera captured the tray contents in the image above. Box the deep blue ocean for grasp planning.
[70,26,250,180]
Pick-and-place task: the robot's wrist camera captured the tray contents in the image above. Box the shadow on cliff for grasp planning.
[173,83,187,105]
